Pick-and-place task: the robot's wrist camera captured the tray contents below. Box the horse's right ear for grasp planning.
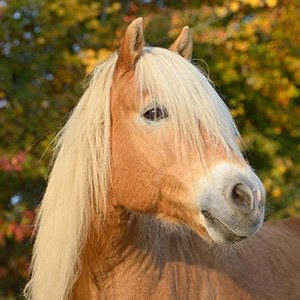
[115,18,144,72]
[169,26,193,61]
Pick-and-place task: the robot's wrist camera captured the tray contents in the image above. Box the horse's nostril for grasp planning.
[231,184,253,212]
[202,210,211,219]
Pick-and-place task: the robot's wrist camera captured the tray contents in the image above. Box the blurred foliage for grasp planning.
[0,0,299,298]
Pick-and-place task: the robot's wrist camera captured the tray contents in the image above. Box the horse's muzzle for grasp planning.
[196,162,266,244]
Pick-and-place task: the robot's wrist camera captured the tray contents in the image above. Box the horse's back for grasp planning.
[262,216,300,242]
[256,216,300,269]
[266,215,300,227]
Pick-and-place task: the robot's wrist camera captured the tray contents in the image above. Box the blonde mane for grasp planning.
[24,53,118,300]
[24,48,243,300]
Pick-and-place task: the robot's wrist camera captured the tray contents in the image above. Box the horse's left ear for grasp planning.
[116,17,144,71]
[169,26,193,61]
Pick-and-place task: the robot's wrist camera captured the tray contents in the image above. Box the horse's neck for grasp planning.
[71,208,212,298]
[71,207,142,297]
[75,208,135,279]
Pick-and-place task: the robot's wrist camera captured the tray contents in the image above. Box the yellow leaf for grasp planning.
[266,0,277,8]
[234,41,249,52]
[105,1,121,14]
[278,164,287,174]
[238,94,246,100]
[90,1,101,10]
[97,48,113,61]
[274,127,282,135]
[215,6,228,17]
[248,0,261,8]
[36,37,46,44]
[290,130,297,138]
[86,19,100,30]
[271,187,281,198]
[229,2,240,13]
[56,7,66,17]
[85,49,96,58]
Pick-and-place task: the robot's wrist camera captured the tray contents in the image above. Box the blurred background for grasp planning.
[0,0,299,298]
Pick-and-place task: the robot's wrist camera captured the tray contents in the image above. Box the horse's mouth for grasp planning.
[202,210,248,244]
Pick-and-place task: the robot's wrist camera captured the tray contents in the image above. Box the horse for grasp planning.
[24,18,300,300]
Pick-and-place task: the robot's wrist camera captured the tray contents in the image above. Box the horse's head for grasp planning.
[110,18,266,245]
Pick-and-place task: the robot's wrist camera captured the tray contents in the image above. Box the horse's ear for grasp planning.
[116,17,144,71]
[169,26,193,61]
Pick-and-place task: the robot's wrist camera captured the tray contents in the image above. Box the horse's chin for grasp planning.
[201,210,251,245]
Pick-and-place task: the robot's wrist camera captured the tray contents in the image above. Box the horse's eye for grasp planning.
[143,107,168,121]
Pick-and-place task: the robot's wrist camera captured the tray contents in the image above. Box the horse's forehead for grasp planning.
[112,70,134,97]
[112,69,148,110]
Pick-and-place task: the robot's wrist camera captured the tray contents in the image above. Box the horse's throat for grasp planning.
[72,208,213,299]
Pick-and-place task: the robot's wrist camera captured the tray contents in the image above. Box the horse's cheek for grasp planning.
[111,140,161,214]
